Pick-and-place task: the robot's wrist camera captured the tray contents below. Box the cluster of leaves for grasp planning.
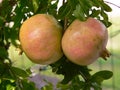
[0,0,113,90]
[0,0,40,89]
[50,56,113,90]
[56,70,112,90]
[57,0,112,28]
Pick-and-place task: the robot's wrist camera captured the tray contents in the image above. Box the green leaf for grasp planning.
[51,56,91,84]
[78,0,93,16]
[91,70,113,84]
[101,20,112,27]
[91,82,102,90]
[0,46,8,58]
[11,67,29,78]
[80,0,93,8]
[68,0,79,7]
[32,0,39,13]
[6,84,15,90]
[12,8,24,28]
[110,29,120,38]
[100,1,112,12]
[0,0,13,16]
[101,11,108,20]
[100,11,111,27]
[0,16,4,26]
[36,0,48,13]
[21,79,38,90]
[58,2,71,19]
[57,83,70,90]
[90,9,101,17]
[73,4,86,21]
[91,0,100,7]
[0,62,6,75]
[0,79,16,90]
[48,0,58,17]
[0,63,15,80]
[41,80,53,90]
[26,68,32,75]
[70,76,85,89]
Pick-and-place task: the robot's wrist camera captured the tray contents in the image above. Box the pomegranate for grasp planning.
[19,14,63,65]
[62,17,110,66]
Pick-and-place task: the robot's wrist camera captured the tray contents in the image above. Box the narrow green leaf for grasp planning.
[101,2,112,12]
[110,29,120,38]
[32,0,39,13]
[51,56,91,84]
[91,0,100,7]
[57,83,70,90]
[6,84,15,90]
[70,76,85,89]
[0,79,15,90]
[91,82,102,90]
[48,0,58,17]
[101,11,108,20]
[11,67,29,78]
[0,46,8,58]
[91,70,113,84]
[68,0,79,7]
[58,3,71,19]
[73,4,86,21]
[41,80,53,90]
[90,9,101,17]
[101,20,112,27]
[78,0,92,16]
[37,0,48,13]
[80,0,93,8]
[21,79,38,90]
[100,11,111,27]
[0,16,4,26]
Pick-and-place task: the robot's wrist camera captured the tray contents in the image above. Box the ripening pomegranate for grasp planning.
[19,14,63,65]
[62,17,110,66]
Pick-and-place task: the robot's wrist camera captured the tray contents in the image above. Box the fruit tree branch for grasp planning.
[62,0,68,30]
[105,1,120,8]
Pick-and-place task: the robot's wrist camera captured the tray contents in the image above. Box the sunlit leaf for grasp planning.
[32,0,39,13]
[91,82,102,90]
[6,84,15,90]
[57,83,70,90]
[41,80,53,90]
[73,4,86,21]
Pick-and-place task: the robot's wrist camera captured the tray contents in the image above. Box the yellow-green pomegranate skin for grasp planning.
[19,14,63,65]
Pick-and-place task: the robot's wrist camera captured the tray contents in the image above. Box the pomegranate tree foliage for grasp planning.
[0,0,113,90]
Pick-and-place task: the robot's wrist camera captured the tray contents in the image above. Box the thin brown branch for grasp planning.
[64,18,68,30]
[62,0,68,31]
[62,0,65,5]
[105,1,120,8]
[79,71,88,82]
